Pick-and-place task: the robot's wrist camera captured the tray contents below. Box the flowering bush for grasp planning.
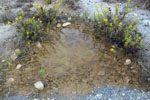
[94,0,144,53]
[8,0,63,45]
[14,11,44,45]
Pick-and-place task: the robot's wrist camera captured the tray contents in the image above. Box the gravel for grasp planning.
[3,86,150,100]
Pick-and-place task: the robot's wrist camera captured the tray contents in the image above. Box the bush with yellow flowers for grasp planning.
[14,11,44,45]
[34,0,63,25]
[94,0,144,54]
[10,0,63,45]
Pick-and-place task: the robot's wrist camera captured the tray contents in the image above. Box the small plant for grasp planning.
[39,68,47,77]
[14,11,44,45]
[34,0,63,25]
[11,0,63,46]
[94,0,144,53]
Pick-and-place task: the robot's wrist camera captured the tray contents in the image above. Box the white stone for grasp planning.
[11,53,18,60]
[34,81,44,90]
[57,23,61,28]
[143,20,150,26]
[16,64,22,70]
[124,59,131,65]
[133,13,137,17]
[68,17,71,21]
[8,78,15,83]
[98,70,105,76]
[1,60,5,63]
[62,22,71,27]
[36,42,42,49]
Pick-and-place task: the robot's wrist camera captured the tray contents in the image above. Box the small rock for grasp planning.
[124,59,131,65]
[143,20,150,26]
[1,60,5,63]
[11,53,18,61]
[34,81,44,90]
[98,70,105,76]
[57,23,61,28]
[16,64,22,70]
[133,13,137,17]
[125,76,130,83]
[68,17,71,21]
[45,5,53,11]
[36,42,42,49]
[62,22,71,27]
[122,72,125,76]
[122,93,125,96]
[132,70,137,73]
[8,78,15,83]
[72,91,76,94]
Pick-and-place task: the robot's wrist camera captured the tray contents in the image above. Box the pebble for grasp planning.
[62,22,71,27]
[72,91,76,94]
[143,20,150,26]
[11,53,18,61]
[34,81,44,90]
[8,78,15,83]
[36,42,42,49]
[16,64,22,70]
[124,59,131,65]
[98,70,105,76]
[133,13,137,17]
[1,60,5,63]
[68,17,71,21]
[57,23,61,28]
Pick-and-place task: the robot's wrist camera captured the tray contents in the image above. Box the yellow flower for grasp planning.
[8,62,12,66]
[115,3,119,12]
[104,18,108,22]
[8,21,11,24]
[110,48,115,52]
[115,14,119,20]
[104,18,108,24]
[27,41,30,45]
[95,4,98,10]
[112,45,115,48]
[119,22,123,30]
[110,23,113,27]
[128,24,132,29]
[26,32,29,35]
[33,3,38,8]
[19,16,22,20]
[98,12,101,16]
[100,4,104,10]
[40,21,42,23]
[97,12,101,20]
[16,17,19,21]
[32,16,35,19]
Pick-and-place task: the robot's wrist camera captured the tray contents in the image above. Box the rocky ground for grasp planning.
[4,86,150,100]
[0,0,150,100]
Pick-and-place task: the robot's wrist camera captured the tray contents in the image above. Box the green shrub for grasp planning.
[10,0,63,45]
[14,11,44,45]
[94,0,144,53]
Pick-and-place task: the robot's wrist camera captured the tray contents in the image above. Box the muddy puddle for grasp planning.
[2,21,148,98]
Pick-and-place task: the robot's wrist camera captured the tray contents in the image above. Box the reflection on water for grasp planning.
[4,23,147,97]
